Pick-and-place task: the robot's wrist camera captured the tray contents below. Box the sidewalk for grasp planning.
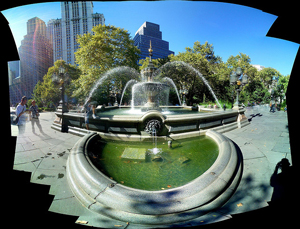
[12,112,82,198]
[219,105,291,216]
[12,112,91,219]
[10,107,291,227]
[13,112,81,177]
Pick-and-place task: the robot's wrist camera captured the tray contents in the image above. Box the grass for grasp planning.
[198,99,232,109]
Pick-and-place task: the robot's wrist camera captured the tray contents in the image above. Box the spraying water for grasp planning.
[120,79,138,106]
[83,73,110,108]
[83,61,221,110]
[150,128,162,155]
[162,77,182,106]
[83,66,140,107]
[157,61,222,108]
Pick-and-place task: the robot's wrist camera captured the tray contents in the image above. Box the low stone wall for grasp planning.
[66,130,243,225]
[53,107,249,139]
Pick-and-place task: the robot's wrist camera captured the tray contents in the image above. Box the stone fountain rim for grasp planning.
[62,106,243,123]
[66,130,242,224]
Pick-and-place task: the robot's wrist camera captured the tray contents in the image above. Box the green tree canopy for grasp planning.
[225,53,257,81]
[256,67,282,88]
[160,41,223,104]
[32,60,81,107]
[73,24,141,99]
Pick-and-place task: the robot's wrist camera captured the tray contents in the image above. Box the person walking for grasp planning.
[269,102,276,113]
[223,103,226,111]
[29,100,43,134]
[83,99,96,131]
[16,96,28,135]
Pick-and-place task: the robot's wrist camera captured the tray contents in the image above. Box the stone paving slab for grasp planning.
[11,112,81,195]
[9,107,292,228]
[48,177,90,217]
[220,106,291,216]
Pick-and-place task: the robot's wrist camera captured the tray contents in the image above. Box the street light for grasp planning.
[59,65,65,74]
[230,71,237,84]
[230,67,248,109]
[52,63,69,132]
[112,86,121,106]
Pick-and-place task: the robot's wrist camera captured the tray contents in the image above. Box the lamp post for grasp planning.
[52,64,69,132]
[113,87,121,106]
[230,67,248,110]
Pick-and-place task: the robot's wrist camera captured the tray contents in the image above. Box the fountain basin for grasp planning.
[52,106,249,139]
[66,130,242,225]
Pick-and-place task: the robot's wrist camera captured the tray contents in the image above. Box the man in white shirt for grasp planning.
[16,96,28,134]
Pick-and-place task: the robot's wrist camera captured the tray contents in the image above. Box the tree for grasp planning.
[225,53,258,104]
[273,74,290,106]
[278,74,290,94]
[256,67,282,88]
[73,24,141,99]
[167,41,223,105]
[242,80,270,104]
[185,41,221,64]
[139,56,171,71]
[32,80,44,107]
[32,60,81,107]
[225,53,257,81]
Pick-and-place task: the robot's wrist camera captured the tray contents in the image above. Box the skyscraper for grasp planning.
[8,60,21,106]
[50,1,105,65]
[17,17,53,100]
[133,22,174,61]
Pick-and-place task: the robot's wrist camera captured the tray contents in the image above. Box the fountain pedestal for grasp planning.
[135,75,170,111]
[137,40,170,111]
[142,102,162,112]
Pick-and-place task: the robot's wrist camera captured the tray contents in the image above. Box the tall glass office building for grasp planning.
[133,22,174,61]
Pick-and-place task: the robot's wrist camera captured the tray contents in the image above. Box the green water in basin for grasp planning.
[89,136,218,191]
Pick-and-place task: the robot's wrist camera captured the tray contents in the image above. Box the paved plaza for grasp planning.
[9,106,293,228]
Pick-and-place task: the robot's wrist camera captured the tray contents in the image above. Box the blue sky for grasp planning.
[2,1,299,76]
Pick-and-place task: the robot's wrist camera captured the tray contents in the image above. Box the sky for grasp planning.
[1,1,299,76]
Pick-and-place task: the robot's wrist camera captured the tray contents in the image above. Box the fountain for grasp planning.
[135,41,170,111]
[51,42,248,227]
[52,41,248,138]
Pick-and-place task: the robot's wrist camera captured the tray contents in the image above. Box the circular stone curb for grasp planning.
[66,130,242,225]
